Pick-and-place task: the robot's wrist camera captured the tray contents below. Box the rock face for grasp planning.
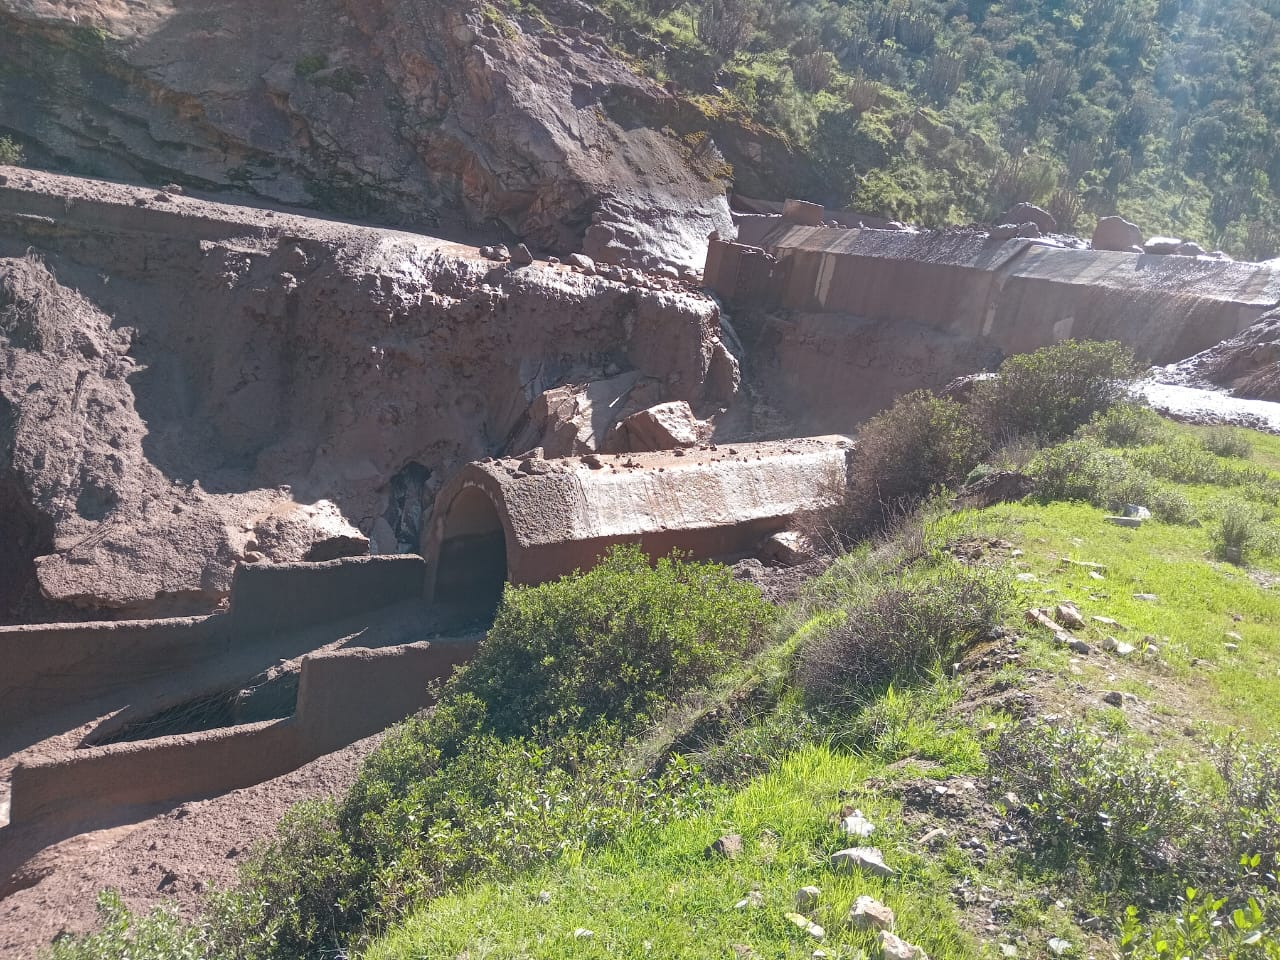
[0,0,733,270]
[1092,216,1143,252]
[1157,310,1280,401]
[0,169,738,621]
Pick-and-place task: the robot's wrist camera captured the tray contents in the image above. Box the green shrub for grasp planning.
[1118,890,1280,960]
[1081,402,1170,448]
[816,390,986,544]
[0,135,23,166]
[990,722,1280,903]
[1201,426,1253,459]
[1210,499,1275,565]
[977,340,1137,444]
[796,564,1012,709]
[46,890,207,960]
[988,721,1199,896]
[1130,439,1280,502]
[453,545,775,739]
[1028,438,1192,523]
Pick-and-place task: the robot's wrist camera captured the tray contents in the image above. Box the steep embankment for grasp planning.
[0,0,732,269]
[0,168,738,621]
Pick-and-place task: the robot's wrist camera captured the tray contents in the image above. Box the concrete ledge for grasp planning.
[226,555,426,636]
[0,615,225,730]
[7,636,478,828]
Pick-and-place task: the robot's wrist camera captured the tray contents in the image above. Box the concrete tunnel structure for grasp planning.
[421,436,852,602]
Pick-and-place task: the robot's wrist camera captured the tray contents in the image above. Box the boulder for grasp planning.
[509,243,534,266]
[1002,202,1056,234]
[782,198,826,226]
[1176,241,1206,257]
[795,886,822,911]
[567,252,595,272]
[249,500,370,563]
[608,400,707,452]
[988,223,1020,241]
[759,530,815,567]
[1143,236,1183,255]
[1092,216,1143,252]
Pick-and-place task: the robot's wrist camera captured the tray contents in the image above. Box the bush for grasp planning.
[796,564,1012,708]
[1081,402,1169,448]
[1210,499,1275,564]
[990,721,1280,903]
[816,390,986,545]
[977,340,1137,444]
[0,135,23,166]
[1029,438,1192,523]
[454,545,775,739]
[1201,426,1253,459]
[989,721,1199,895]
[46,890,207,960]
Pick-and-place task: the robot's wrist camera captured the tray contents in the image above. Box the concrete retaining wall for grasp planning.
[8,636,478,827]
[708,226,1280,364]
[0,615,226,732]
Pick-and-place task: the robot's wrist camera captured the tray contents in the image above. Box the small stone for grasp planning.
[1047,937,1072,956]
[1010,548,1024,557]
[708,834,743,859]
[1226,631,1243,642]
[1133,593,1159,602]
[1054,603,1086,629]
[573,928,594,939]
[917,827,948,846]
[786,912,826,939]
[880,930,929,960]
[1092,615,1124,630]
[830,846,895,878]
[1123,504,1152,520]
[1104,515,1142,528]
[795,886,821,911]
[1016,573,1038,583]
[849,895,896,931]
[839,809,875,838]
[1224,642,1239,652]
[734,890,765,909]
[567,252,595,271]
[1089,571,1105,581]
[1101,636,1135,656]
[1102,690,1125,707]
[1066,638,1091,655]
[537,890,552,904]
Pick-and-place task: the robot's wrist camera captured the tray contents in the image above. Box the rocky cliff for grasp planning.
[0,168,738,621]
[0,0,733,270]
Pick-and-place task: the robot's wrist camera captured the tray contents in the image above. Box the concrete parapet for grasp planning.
[7,636,477,828]
[0,615,225,732]
[226,555,425,636]
[706,224,1280,364]
[422,437,850,599]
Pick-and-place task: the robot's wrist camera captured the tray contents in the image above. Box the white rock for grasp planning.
[830,846,895,878]
[785,912,826,939]
[880,930,929,960]
[795,886,821,911]
[839,809,876,838]
[850,895,896,931]
[573,928,594,939]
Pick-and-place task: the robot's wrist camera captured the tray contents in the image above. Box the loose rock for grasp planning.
[839,809,876,838]
[708,834,744,859]
[830,846,895,878]
[880,930,929,960]
[1092,216,1143,252]
[849,895,896,932]
[795,886,821,911]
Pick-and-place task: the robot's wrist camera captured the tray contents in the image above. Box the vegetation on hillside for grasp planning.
[47,342,1280,960]
[559,0,1280,257]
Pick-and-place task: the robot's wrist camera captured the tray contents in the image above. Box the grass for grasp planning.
[367,741,979,960]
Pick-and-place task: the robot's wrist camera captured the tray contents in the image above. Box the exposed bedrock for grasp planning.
[0,0,731,269]
[1155,309,1280,401]
[0,169,738,621]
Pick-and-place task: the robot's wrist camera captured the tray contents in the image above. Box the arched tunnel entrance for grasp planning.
[433,485,509,614]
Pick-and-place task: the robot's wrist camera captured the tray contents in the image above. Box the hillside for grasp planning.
[39,347,1280,960]
[4,0,1280,259]
[588,0,1280,257]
